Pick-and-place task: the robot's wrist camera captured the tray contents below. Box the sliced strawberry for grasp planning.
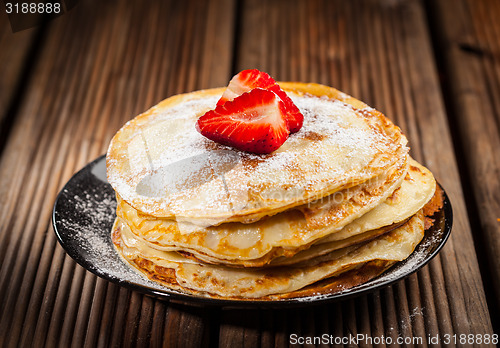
[217,69,276,106]
[197,88,289,154]
[218,69,304,133]
[267,84,303,133]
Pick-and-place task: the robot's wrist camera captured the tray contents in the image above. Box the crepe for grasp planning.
[116,158,433,269]
[117,154,413,264]
[106,81,439,300]
[319,159,436,243]
[112,210,425,299]
[107,83,408,225]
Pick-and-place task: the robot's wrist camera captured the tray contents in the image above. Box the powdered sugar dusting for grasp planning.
[54,154,449,304]
[107,92,403,219]
[61,192,116,255]
[54,163,168,290]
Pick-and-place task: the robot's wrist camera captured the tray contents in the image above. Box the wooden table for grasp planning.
[1,0,498,346]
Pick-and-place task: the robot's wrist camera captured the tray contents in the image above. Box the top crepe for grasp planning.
[106,83,408,224]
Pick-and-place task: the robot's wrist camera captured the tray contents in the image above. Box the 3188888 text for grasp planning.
[5,2,61,14]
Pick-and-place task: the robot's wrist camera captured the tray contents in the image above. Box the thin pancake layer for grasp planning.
[117,154,409,266]
[182,220,407,268]
[113,210,425,299]
[107,83,408,224]
[319,159,436,243]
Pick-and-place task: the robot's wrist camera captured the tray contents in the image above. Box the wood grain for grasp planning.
[235,0,493,341]
[0,0,497,347]
[429,0,500,315]
[0,0,234,347]
[0,12,38,139]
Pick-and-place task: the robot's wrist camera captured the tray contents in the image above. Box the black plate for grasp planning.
[53,155,452,308]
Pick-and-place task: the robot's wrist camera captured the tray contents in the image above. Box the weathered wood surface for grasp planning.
[428,0,500,315]
[0,0,497,347]
[0,12,38,147]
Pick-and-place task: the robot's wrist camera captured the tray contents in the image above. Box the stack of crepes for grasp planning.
[106,82,440,300]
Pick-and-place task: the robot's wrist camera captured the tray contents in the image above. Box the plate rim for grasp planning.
[52,155,453,308]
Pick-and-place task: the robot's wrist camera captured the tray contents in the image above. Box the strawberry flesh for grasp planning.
[217,69,276,106]
[197,88,290,154]
[267,84,304,133]
[217,69,303,133]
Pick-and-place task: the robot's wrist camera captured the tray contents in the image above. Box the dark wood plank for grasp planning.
[0,0,497,346]
[0,12,38,133]
[429,0,500,314]
[369,0,493,337]
[396,0,494,337]
[163,305,215,348]
[0,0,236,347]
[233,0,494,344]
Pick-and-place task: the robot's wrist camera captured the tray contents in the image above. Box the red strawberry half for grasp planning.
[197,88,289,154]
[218,69,304,133]
[217,69,276,106]
[267,84,303,133]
